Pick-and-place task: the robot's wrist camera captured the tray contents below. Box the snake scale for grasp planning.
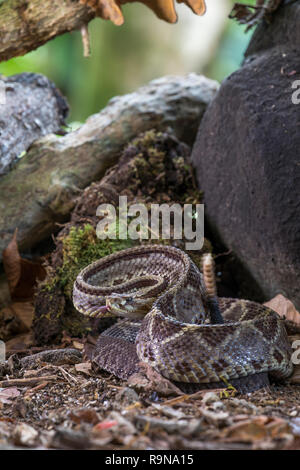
[73,245,293,391]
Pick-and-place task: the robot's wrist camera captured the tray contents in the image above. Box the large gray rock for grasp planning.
[0,74,218,263]
[191,2,300,308]
[0,73,68,176]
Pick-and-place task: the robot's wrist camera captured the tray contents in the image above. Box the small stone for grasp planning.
[202,392,220,405]
[212,401,226,411]
[12,423,38,447]
[116,387,139,405]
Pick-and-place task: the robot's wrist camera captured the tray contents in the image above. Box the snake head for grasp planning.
[106,292,151,319]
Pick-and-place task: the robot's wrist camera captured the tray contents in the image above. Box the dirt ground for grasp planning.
[0,338,300,451]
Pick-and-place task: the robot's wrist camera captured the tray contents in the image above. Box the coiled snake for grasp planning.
[73,245,293,391]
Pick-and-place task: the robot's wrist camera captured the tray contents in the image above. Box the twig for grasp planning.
[24,381,49,396]
[162,388,223,406]
[81,24,91,58]
[0,375,58,388]
[57,366,78,384]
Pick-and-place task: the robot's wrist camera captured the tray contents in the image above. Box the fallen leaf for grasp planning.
[75,362,92,375]
[0,387,20,404]
[2,230,46,300]
[128,362,183,397]
[264,294,300,326]
[69,408,100,425]
[222,416,291,443]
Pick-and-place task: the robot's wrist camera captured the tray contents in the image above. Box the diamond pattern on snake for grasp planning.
[73,245,293,392]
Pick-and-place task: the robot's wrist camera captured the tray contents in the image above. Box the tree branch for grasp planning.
[0,0,207,62]
[0,0,95,62]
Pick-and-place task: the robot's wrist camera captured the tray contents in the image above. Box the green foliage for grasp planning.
[58,224,133,299]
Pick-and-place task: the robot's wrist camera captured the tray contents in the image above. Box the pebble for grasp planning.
[12,423,38,447]
[202,392,220,405]
[116,387,139,404]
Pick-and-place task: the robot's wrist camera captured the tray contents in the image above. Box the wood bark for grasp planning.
[0,0,94,62]
[0,74,219,262]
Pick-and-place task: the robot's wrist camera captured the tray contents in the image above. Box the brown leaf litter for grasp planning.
[0,339,300,450]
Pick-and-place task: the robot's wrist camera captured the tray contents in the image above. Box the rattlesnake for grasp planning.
[73,245,293,391]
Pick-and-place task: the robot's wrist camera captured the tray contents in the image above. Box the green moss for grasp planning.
[129,131,169,185]
[40,274,60,293]
[58,223,133,299]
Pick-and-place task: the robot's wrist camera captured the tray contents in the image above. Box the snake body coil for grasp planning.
[73,245,292,388]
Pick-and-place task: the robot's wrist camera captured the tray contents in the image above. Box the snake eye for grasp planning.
[126,297,133,303]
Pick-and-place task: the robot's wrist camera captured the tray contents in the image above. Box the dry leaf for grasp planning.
[222,416,291,443]
[0,387,20,404]
[69,408,100,425]
[264,294,300,326]
[80,0,206,24]
[75,362,92,376]
[2,230,46,300]
[128,362,183,397]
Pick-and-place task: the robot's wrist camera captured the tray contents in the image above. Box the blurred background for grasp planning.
[0,0,256,124]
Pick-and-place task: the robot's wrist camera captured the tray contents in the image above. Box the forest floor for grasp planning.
[0,329,300,450]
[1,235,300,450]
[0,128,299,450]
